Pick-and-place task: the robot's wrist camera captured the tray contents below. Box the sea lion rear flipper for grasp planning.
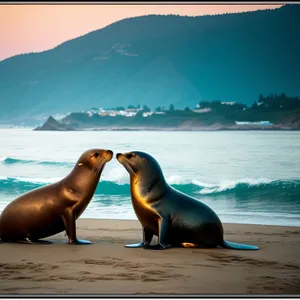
[181,242,199,248]
[61,209,91,245]
[222,240,259,250]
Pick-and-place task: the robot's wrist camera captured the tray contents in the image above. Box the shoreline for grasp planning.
[78,217,300,228]
[1,125,300,131]
[36,125,300,132]
[1,218,300,295]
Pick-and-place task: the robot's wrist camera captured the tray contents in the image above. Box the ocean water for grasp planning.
[0,128,299,227]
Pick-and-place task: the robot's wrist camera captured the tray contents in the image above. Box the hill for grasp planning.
[33,116,75,131]
[0,5,299,124]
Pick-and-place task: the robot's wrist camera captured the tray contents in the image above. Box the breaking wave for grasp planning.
[0,175,299,198]
[0,156,72,167]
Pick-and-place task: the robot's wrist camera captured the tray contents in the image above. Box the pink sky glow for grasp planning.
[0,4,282,61]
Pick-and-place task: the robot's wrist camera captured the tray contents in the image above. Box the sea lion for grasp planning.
[116,151,259,251]
[0,148,113,245]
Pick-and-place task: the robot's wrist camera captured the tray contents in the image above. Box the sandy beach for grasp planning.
[0,219,299,295]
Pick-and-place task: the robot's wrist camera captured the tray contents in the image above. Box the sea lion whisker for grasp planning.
[96,158,105,173]
[96,163,105,177]
[88,164,97,177]
[89,158,103,177]
[89,157,105,178]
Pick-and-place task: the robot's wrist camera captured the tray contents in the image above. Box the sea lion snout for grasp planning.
[116,153,123,162]
[104,149,113,161]
[116,153,137,176]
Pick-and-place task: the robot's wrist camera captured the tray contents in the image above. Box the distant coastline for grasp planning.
[34,94,300,132]
[34,121,300,132]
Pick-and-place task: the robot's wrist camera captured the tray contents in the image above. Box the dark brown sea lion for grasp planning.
[116,151,259,251]
[0,149,113,245]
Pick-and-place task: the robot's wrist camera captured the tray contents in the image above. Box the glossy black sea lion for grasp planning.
[0,149,113,245]
[117,151,259,251]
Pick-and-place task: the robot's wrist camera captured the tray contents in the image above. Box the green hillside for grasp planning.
[0,5,299,124]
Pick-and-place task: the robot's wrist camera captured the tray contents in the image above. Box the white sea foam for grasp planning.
[191,179,215,188]
[199,177,275,194]
[11,176,63,184]
[102,167,129,185]
[166,174,187,185]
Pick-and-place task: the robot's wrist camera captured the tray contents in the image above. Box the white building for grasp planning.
[85,107,163,118]
[192,108,211,113]
[235,121,271,126]
[143,112,153,117]
[221,102,236,105]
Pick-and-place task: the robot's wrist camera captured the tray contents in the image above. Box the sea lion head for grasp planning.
[76,148,113,176]
[116,151,167,199]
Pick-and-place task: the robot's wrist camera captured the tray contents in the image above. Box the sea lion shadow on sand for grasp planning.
[0,149,113,245]
[116,151,259,251]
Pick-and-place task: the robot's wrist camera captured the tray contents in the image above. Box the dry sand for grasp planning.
[0,219,299,295]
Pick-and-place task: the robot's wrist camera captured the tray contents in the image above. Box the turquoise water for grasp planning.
[0,128,299,226]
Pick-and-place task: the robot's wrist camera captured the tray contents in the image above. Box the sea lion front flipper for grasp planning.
[125,242,144,248]
[13,237,35,244]
[222,240,259,250]
[143,216,170,250]
[125,227,153,248]
[71,239,91,245]
[61,209,91,245]
[143,244,171,250]
[29,239,52,244]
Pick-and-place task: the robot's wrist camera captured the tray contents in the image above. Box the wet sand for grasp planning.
[0,219,299,295]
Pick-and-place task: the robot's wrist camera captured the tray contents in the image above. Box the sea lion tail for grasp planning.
[222,240,259,250]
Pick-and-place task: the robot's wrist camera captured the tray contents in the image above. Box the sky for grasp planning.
[0,4,282,61]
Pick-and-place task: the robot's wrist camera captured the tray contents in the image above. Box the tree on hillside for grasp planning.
[258,94,264,103]
[252,93,300,111]
[142,105,151,112]
[198,101,212,108]
[128,105,136,109]
[169,104,175,112]
[155,106,161,112]
[184,107,191,111]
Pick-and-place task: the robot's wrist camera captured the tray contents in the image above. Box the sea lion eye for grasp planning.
[93,152,99,158]
[126,153,136,160]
